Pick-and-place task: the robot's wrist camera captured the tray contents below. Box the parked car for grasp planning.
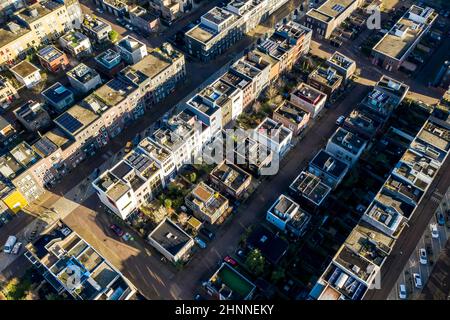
[336,115,345,125]
[3,235,17,254]
[399,284,407,299]
[96,8,104,14]
[194,237,207,249]
[200,228,215,241]
[194,293,204,300]
[419,248,427,265]
[413,273,422,288]
[124,141,133,153]
[437,212,445,226]
[11,242,22,255]
[430,223,439,239]
[224,255,237,267]
[110,224,124,237]
[235,248,248,260]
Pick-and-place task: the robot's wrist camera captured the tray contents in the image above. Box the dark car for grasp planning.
[200,228,215,240]
[437,212,445,226]
[110,224,124,237]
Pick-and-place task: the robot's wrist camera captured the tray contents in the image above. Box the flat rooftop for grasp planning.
[138,137,172,163]
[293,82,327,106]
[290,171,331,205]
[255,117,292,144]
[149,218,192,256]
[188,95,220,116]
[322,263,368,300]
[220,71,252,90]
[68,64,99,84]
[55,104,99,136]
[61,31,89,47]
[37,45,65,63]
[310,149,348,179]
[93,78,137,107]
[309,66,343,88]
[208,262,255,300]
[417,120,450,152]
[10,61,40,78]
[132,45,181,79]
[334,245,377,282]
[376,187,415,220]
[187,25,215,43]
[274,100,310,125]
[373,5,437,60]
[42,82,73,104]
[211,162,251,192]
[330,127,367,155]
[328,51,355,70]
[95,171,131,201]
[117,35,146,52]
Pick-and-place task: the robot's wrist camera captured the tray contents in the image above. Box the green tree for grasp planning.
[189,172,197,184]
[245,249,265,276]
[271,267,286,283]
[108,30,120,43]
[164,199,172,210]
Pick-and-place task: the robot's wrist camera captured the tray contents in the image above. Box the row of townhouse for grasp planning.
[0,0,82,66]
[0,43,185,203]
[308,80,450,301]
[185,0,291,62]
[93,19,312,220]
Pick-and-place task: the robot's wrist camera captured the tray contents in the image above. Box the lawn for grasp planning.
[218,265,255,299]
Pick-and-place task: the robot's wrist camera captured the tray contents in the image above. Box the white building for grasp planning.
[10,61,42,89]
[59,31,93,57]
[116,35,148,64]
[67,63,102,93]
[253,117,293,156]
[326,127,368,166]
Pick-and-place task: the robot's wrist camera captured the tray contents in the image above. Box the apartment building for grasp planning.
[42,82,75,113]
[186,94,223,135]
[305,0,363,39]
[59,30,92,58]
[0,0,82,65]
[24,220,137,300]
[137,137,176,182]
[220,70,254,109]
[225,0,268,33]
[289,171,332,208]
[272,100,310,136]
[308,149,349,189]
[0,76,19,110]
[210,161,252,199]
[13,100,51,133]
[95,49,124,77]
[307,65,343,96]
[231,54,270,99]
[118,43,185,106]
[326,51,356,81]
[37,45,70,73]
[81,14,112,42]
[116,35,147,65]
[290,82,327,118]
[94,0,128,17]
[9,60,41,89]
[0,116,17,149]
[253,117,293,156]
[67,63,102,94]
[185,181,229,224]
[129,5,160,34]
[371,5,437,71]
[258,21,312,74]
[326,127,368,166]
[148,218,195,263]
[93,150,165,219]
[342,108,382,139]
[266,194,311,236]
[148,0,181,22]
[185,7,244,62]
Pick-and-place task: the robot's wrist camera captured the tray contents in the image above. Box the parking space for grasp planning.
[388,189,450,300]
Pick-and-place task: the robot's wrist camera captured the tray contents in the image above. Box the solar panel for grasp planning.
[57,113,83,134]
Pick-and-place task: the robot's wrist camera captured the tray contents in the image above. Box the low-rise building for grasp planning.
[307,66,343,96]
[148,0,182,22]
[37,45,70,73]
[326,51,356,81]
[95,0,128,17]
[290,82,327,118]
[272,100,311,136]
[289,171,331,208]
[59,31,93,58]
[147,218,194,263]
[185,182,229,224]
[9,60,41,89]
[225,0,268,33]
[67,63,102,94]
[253,117,292,156]
[94,49,124,77]
[42,82,75,113]
[308,149,349,189]
[24,221,137,300]
[81,15,112,43]
[371,5,437,71]
[13,100,51,133]
[129,5,160,34]
[266,194,311,236]
[220,70,253,109]
[186,94,223,135]
[203,262,256,300]
[116,35,148,65]
[343,108,382,139]
[0,76,19,110]
[326,127,368,166]
[247,227,289,265]
[210,161,252,199]
[304,0,363,39]
[0,116,18,149]
[138,137,176,181]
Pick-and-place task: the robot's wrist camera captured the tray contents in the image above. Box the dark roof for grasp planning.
[0,116,11,130]
[310,149,348,179]
[247,227,288,265]
[149,219,191,256]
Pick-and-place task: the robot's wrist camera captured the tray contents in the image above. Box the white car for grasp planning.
[413,273,422,288]
[419,248,428,265]
[11,242,22,255]
[430,223,439,239]
[399,284,407,299]
[95,8,104,14]
[336,115,345,125]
